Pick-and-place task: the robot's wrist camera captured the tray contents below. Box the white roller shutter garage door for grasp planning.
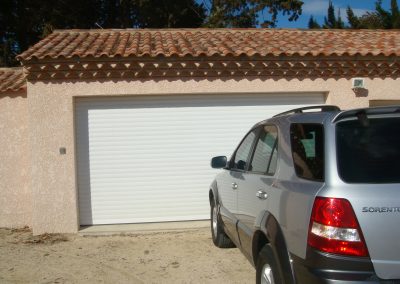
[75,93,324,225]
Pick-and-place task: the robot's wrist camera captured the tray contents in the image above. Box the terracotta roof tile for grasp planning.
[0,68,26,93]
[17,29,400,62]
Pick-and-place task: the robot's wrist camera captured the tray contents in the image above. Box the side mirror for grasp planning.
[211,156,228,169]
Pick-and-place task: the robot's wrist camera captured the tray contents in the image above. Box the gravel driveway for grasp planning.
[0,227,253,283]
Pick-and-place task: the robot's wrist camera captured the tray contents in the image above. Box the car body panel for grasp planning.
[214,170,240,245]
[317,183,400,279]
[236,172,273,259]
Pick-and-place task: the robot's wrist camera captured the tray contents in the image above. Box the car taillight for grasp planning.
[308,197,369,257]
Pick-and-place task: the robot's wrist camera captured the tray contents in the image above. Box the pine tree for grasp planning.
[308,16,321,29]
[336,8,345,28]
[376,0,393,28]
[322,0,344,29]
[390,0,400,27]
[323,0,336,28]
[346,6,360,28]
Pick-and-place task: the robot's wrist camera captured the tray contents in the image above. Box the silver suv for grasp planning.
[209,105,400,284]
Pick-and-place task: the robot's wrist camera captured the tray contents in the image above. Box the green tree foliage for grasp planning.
[204,0,304,28]
[136,0,206,28]
[347,0,400,29]
[310,0,400,30]
[100,0,135,28]
[0,0,15,66]
[346,9,384,29]
[375,0,400,28]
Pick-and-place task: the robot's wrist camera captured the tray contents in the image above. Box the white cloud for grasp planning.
[302,1,372,18]
[302,0,329,15]
[350,8,372,17]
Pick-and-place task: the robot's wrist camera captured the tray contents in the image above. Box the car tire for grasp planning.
[256,244,282,284]
[210,200,235,248]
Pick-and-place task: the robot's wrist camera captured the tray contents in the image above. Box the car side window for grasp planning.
[232,130,257,171]
[290,123,324,181]
[249,125,278,175]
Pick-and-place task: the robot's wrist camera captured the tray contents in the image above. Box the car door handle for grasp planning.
[232,182,238,190]
[256,190,268,200]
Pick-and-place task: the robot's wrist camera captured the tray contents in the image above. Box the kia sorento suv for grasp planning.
[209,105,400,283]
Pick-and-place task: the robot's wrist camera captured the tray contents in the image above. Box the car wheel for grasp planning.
[256,244,282,284]
[210,200,235,248]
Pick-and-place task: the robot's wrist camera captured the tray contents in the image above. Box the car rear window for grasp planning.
[336,117,400,183]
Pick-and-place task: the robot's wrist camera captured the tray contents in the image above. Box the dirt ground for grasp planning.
[0,227,254,284]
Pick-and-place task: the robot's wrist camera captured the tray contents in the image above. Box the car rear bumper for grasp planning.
[291,248,398,283]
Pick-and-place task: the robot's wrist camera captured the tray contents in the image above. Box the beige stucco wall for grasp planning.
[27,76,400,234]
[0,90,32,228]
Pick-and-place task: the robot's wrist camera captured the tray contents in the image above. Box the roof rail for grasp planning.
[273,105,340,118]
[332,105,400,123]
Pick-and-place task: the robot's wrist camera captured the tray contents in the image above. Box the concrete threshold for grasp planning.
[79,220,210,236]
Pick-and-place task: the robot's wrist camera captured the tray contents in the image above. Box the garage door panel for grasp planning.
[76,93,324,225]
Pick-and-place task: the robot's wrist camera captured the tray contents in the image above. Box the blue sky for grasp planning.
[275,0,391,28]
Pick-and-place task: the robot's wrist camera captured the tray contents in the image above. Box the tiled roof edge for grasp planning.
[0,67,27,94]
[17,29,400,62]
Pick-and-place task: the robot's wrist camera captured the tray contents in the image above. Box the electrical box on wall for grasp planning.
[352,78,365,89]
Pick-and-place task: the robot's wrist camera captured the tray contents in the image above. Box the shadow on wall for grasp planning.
[27,73,400,87]
[0,90,27,99]
[24,55,400,85]
[352,88,369,97]
[75,108,93,226]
